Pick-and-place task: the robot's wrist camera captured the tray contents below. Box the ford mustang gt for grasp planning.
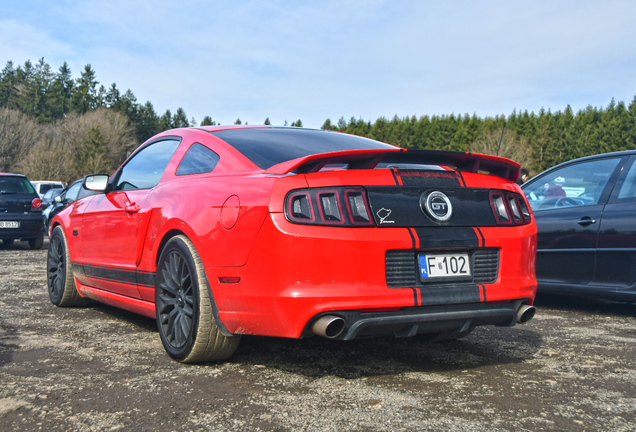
[47,126,537,363]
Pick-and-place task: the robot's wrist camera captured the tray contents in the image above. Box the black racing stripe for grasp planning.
[71,262,85,275]
[390,169,400,185]
[137,272,156,287]
[419,285,481,307]
[407,228,416,250]
[74,262,156,287]
[481,285,487,302]
[474,227,485,247]
[413,227,479,249]
[412,288,418,306]
[83,264,137,285]
[456,171,466,187]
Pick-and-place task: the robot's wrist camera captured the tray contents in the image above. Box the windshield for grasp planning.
[0,176,36,194]
[211,128,395,170]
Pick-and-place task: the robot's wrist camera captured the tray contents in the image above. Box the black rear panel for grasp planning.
[367,186,497,227]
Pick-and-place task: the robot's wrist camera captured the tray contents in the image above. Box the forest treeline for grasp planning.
[1,58,636,183]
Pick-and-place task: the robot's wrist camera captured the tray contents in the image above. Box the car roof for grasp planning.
[0,173,29,178]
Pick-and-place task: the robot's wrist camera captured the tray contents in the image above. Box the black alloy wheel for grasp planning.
[47,226,87,307]
[157,249,196,350]
[155,235,240,363]
[48,229,66,304]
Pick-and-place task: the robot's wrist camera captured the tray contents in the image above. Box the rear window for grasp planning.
[0,177,35,194]
[40,183,63,194]
[211,128,395,170]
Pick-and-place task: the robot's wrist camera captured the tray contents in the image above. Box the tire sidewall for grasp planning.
[155,237,202,361]
[48,227,67,306]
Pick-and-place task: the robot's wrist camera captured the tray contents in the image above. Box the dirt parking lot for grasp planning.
[1,240,635,431]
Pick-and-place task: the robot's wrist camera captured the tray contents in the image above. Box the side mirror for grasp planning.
[83,174,110,192]
[54,196,62,203]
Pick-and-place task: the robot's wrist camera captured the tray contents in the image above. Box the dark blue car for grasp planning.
[522,150,636,301]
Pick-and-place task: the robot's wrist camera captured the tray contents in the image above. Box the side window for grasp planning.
[176,143,220,176]
[115,139,180,191]
[615,158,636,200]
[523,158,620,211]
[65,182,82,202]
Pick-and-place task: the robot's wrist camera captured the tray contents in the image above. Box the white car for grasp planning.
[30,181,64,198]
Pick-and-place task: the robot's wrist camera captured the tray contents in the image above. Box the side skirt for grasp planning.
[76,279,156,319]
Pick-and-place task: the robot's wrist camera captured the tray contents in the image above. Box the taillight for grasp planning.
[285,187,374,227]
[31,197,42,211]
[490,191,531,225]
[345,189,372,225]
[287,192,314,223]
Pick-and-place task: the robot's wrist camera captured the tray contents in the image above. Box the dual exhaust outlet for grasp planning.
[311,304,537,340]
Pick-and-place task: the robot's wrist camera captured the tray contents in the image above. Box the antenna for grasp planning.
[496,121,506,156]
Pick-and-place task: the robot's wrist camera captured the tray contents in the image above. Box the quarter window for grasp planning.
[176,143,220,176]
[616,159,636,200]
[115,139,180,191]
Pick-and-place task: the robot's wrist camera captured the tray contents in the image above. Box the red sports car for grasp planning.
[47,126,537,363]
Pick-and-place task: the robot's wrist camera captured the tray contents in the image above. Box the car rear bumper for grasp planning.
[207,213,537,339]
[0,215,42,239]
[305,300,527,340]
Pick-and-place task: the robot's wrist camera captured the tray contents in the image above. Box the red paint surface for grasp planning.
[51,126,538,339]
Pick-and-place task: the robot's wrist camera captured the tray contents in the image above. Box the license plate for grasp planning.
[0,221,19,228]
[419,253,471,280]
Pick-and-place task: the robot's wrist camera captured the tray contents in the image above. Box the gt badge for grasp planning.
[422,191,453,222]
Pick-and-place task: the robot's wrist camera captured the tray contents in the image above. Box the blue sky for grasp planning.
[2,0,636,128]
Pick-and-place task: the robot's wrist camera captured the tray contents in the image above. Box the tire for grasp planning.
[418,327,474,343]
[155,235,240,363]
[29,233,44,250]
[3,239,14,245]
[47,226,89,307]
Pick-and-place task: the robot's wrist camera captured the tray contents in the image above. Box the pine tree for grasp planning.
[200,116,214,126]
[159,109,173,131]
[264,117,271,125]
[234,118,242,125]
[321,118,333,130]
[72,64,99,114]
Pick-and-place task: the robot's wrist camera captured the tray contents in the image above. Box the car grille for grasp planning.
[385,248,499,288]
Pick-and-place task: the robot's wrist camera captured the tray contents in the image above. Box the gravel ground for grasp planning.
[1,240,635,431]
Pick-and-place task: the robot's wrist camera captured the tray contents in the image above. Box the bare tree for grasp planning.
[470,129,531,169]
[17,108,138,183]
[0,109,42,172]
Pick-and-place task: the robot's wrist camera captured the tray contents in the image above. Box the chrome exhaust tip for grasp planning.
[312,315,346,339]
[517,305,536,324]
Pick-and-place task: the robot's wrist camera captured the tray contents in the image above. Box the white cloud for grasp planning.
[2,0,636,127]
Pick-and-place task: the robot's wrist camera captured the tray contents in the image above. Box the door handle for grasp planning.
[125,204,141,213]
[577,217,596,226]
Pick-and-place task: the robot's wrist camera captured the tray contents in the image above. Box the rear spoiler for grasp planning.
[265,148,520,182]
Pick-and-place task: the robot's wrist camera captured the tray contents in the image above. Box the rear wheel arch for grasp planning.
[153,228,234,338]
